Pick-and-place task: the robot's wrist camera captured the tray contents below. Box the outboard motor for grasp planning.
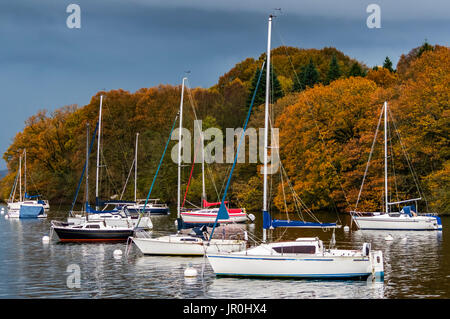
[362,243,371,256]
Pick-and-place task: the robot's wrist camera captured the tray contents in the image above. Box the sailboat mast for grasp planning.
[24,149,27,198]
[177,78,187,218]
[384,101,389,214]
[135,132,139,203]
[86,123,90,219]
[19,153,22,202]
[201,128,206,207]
[263,15,272,243]
[95,95,103,210]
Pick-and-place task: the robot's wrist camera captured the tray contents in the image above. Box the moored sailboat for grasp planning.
[131,77,247,256]
[207,15,384,280]
[7,149,48,219]
[351,101,442,231]
[51,122,135,243]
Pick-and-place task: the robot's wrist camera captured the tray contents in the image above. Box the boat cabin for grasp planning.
[270,238,323,255]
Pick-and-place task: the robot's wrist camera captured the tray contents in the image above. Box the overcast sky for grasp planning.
[0,0,448,170]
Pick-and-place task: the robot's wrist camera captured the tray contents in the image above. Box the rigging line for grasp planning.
[275,23,350,210]
[102,100,135,189]
[388,107,429,212]
[136,113,179,227]
[100,148,120,197]
[119,158,135,200]
[388,117,401,211]
[354,105,384,213]
[184,79,221,202]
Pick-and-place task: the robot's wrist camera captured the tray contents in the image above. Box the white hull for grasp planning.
[68,213,153,229]
[7,203,47,218]
[353,213,442,231]
[207,240,384,279]
[181,208,247,224]
[132,235,246,256]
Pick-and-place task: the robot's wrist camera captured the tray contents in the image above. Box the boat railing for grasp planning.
[134,229,153,238]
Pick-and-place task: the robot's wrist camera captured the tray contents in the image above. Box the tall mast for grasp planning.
[86,123,90,220]
[24,149,27,198]
[201,127,206,207]
[262,15,272,243]
[384,101,389,214]
[95,95,103,210]
[177,78,187,218]
[134,132,139,203]
[19,153,22,202]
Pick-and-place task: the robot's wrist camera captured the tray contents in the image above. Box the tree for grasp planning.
[293,58,320,92]
[349,62,365,77]
[246,64,283,109]
[326,54,341,84]
[383,56,395,72]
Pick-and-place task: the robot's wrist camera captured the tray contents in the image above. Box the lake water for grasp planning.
[0,204,449,299]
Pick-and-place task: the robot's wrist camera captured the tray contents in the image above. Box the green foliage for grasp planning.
[326,54,342,84]
[383,56,395,72]
[246,64,284,108]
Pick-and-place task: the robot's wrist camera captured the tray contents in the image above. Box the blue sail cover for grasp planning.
[19,205,44,218]
[85,203,118,214]
[271,219,337,228]
[401,205,416,216]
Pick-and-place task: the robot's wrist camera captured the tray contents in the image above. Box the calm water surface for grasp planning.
[0,204,449,299]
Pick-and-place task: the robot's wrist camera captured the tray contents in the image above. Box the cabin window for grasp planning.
[389,213,400,217]
[272,245,316,254]
[180,238,198,242]
[86,224,100,229]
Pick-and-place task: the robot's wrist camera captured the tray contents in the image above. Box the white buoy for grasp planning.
[385,234,394,241]
[42,235,50,243]
[184,264,198,277]
[5,214,9,219]
[343,225,350,232]
[113,249,123,258]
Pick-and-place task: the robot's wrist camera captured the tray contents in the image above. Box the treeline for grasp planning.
[1,43,448,215]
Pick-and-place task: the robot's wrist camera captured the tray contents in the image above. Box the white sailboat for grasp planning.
[123,133,169,215]
[131,77,247,256]
[207,15,384,280]
[351,101,442,231]
[7,149,48,218]
[67,96,152,229]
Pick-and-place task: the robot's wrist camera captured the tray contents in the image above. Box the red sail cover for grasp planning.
[202,199,228,207]
[202,200,243,214]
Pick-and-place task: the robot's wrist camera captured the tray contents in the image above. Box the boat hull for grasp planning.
[207,252,383,280]
[68,214,153,229]
[353,214,442,231]
[181,208,247,225]
[126,206,169,215]
[7,204,47,219]
[52,227,134,242]
[132,235,246,256]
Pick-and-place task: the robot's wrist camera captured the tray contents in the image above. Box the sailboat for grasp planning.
[206,15,384,279]
[179,118,248,227]
[7,149,48,218]
[122,133,170,215]
[67,96,153,229]
[130,77,247,256]
[351,101,442,231]
[51,122,135,242]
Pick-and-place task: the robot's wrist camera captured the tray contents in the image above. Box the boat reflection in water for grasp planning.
[206,276,385,299]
